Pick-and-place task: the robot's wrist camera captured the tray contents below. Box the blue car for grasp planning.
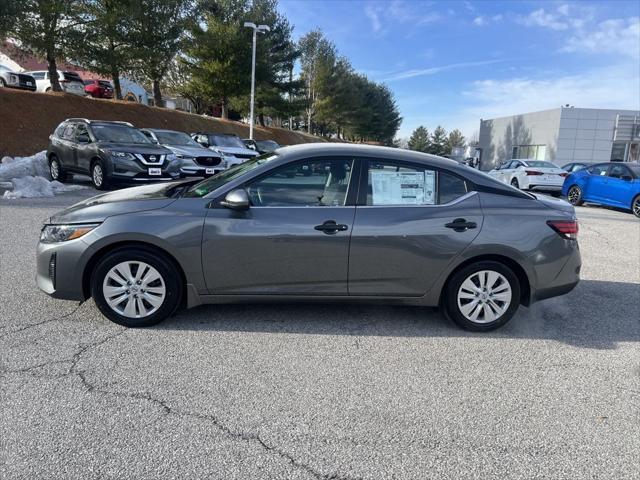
[562,162,640,218]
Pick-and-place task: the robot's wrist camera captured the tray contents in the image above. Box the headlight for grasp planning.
[176,155,195,161]
[108,151,135,160]
[167,153,177,162]
[40,224,99,243]
[8,74,19,85]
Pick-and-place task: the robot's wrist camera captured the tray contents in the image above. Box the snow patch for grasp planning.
[0,151,88,198]
[3,176,87,199]
[0,151,50,181]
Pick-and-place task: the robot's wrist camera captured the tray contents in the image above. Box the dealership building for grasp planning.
[477,107,640,170]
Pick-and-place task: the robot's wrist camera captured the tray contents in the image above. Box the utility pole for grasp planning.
[243,22,270,140]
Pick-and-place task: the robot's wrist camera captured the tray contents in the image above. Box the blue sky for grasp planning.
[279,0,640,139]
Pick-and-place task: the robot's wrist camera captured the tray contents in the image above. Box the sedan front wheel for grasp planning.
[91,247,182,327]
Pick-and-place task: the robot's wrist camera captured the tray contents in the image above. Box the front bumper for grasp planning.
[108,156,181,182]
[36,238,93,301]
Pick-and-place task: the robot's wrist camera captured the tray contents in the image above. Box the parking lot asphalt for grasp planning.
[1,190,639,479]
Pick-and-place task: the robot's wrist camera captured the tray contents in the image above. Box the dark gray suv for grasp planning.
[36,144,581,331]
[47,119,181,189]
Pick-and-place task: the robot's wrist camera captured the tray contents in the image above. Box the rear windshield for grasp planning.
[257,140,279,150]
[184,154,277,198]
[210,135,246,148]
[155,131,200,146]
[524,161,557,168]
[92,125,151,144]
[63,72,83,82]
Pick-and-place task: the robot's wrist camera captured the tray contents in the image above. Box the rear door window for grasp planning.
[364,160,467,206]
[607,164,630,179]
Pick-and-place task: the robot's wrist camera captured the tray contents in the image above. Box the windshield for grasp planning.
[92,125,151,144]
[211,135,246,148]
[155,131,200,146]
[524,161,557,168]
[184,154,278,198]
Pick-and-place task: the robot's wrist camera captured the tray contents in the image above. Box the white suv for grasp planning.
[24,70,86,96]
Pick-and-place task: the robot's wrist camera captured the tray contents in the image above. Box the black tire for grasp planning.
[632,195,640,219]
[567,185,584,206]
[91,247,182,328]
[444,261,521,332]
[49,155,69,182]
[91,159,109,190]
[510,178,519,189]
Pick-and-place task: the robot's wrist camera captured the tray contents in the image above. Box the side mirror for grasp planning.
[77,134,90,143]
[220,189,250,211]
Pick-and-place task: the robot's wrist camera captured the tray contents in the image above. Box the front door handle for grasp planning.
[314,220,348,235]
[445,218,477,232]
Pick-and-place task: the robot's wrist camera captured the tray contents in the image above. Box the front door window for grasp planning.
[246,158,354,207]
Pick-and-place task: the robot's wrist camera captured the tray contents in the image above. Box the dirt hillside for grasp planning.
[0,89,327,157]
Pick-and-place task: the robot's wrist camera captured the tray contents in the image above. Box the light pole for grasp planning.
[243,22,270,140]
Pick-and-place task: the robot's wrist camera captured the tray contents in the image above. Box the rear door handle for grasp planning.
[445,218,477,232]
[314,220,348,235]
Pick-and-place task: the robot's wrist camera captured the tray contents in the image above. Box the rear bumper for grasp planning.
[531,244,581,302]
[528,184,563,192]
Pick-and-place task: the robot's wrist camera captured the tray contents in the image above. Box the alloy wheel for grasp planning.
[633,197,640,218]
[568,186,581,205]
[102,261,166,318]
[457,270,512,324]
[50,160,59,180]
[92,164,103,187]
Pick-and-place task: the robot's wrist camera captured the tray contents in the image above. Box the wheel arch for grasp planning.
[82,241,188,306]
[440,254,532,307]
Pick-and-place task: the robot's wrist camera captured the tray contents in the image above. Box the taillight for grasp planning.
[526,170,543,176]
[547,220,578,240]
[559,172,568,177]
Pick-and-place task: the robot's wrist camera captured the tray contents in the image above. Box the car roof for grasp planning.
[142,128,186,134]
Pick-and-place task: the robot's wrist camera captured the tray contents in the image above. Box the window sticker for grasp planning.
[371,170,435,205]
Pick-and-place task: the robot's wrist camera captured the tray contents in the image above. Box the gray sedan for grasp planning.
[36,144,581,331]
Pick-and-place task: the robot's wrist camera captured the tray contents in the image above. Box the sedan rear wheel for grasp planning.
[510,178,519,189]
[632,195,640,219]
[444,261,521,331]
[567,185,584,206]
[91,248,182,327]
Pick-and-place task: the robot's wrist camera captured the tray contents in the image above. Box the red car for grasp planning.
[83,79,114,99]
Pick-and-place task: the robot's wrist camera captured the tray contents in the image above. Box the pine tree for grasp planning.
[408,126,430,153]
[446,129,466,153]
[429,126,448,156]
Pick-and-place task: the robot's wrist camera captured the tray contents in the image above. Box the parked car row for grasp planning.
[488,158,640,218]
[47,118,272,190]
[0,64,115,98]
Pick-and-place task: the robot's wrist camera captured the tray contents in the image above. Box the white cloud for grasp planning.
[383,59,503,81]
[364,5,382,33]
[517,4,591,31]
[473,14,503,27]
[397,63,640,139]
[563,17,640,57]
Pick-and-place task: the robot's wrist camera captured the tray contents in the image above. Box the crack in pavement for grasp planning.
[0,303,84,340]
[4,324,360,480]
